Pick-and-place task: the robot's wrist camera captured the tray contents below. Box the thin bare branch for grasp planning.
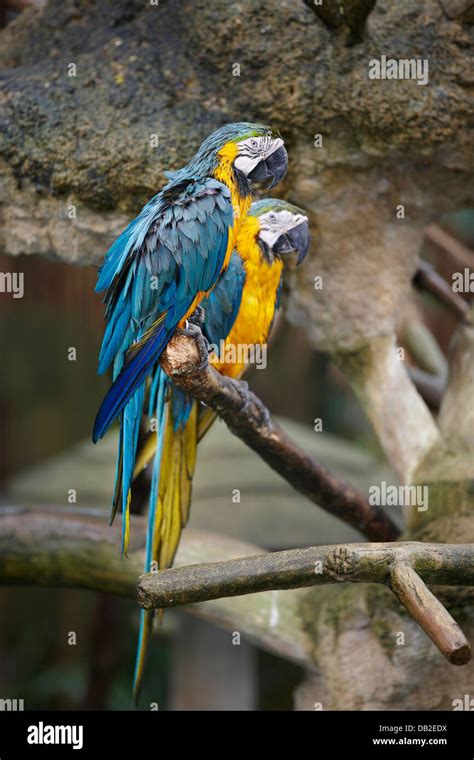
[407,366,444,410]
[403,318,448,378]
[438,303,474,447]
[424,223,474,270]
[413,259,469,320]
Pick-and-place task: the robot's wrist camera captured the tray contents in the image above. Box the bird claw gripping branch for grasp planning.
[175,322,210,372]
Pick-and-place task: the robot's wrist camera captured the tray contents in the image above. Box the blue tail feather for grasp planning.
[121,384,145,555]
[132,367,168,700]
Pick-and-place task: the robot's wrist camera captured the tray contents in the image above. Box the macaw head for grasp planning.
[229,123,288,190]
[250,199,310,266]
[177,122,288,191]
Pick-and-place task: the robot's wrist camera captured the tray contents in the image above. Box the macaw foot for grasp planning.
[176,322,210,370]
[187,304,205,329]
[235,379,272,428]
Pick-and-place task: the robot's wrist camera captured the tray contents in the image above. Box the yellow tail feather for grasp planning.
[110,444,123,526]
[155,401,198,568]
[133,399,198,702]
[134,398,210,477]
[123,490,131,556]
[133,432,158,478]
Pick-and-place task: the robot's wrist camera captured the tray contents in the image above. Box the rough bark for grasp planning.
[138,541,473,666]
[138,542,474,609]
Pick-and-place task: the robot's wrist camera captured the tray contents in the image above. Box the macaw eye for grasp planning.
[250,138,258,148]
[269,213,276,221]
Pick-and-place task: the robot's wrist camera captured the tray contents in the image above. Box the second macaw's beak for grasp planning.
[273,219,310,265]
[248,144,288,190]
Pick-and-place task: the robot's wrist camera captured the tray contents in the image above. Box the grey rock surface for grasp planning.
[1,0,473,352]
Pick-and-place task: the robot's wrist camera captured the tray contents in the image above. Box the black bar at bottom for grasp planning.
[0,710,472,757]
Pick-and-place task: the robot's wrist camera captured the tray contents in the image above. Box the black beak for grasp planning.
[273,220,310,266]
[248,144,288,190]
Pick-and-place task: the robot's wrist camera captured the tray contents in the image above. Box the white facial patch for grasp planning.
[234,135,284,176]
[258,210,307,248]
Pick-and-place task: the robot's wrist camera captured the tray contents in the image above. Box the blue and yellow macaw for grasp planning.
[131,199,310,698]
[93,123,288,700]
[93,122,288,550]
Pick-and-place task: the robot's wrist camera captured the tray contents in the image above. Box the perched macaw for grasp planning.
[93,122,288,563]
[132,199,310,698]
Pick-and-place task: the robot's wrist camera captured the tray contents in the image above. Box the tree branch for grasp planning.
[403,318,448,378]
[437,303,474,447]
[138,541,473,666]
[1,509,472,669]
[403,318,447,409]
[159,332,399,542]
[407,366,444,411]
[424,224,474,270]
[389,561,470,666]
[413,259,469,320]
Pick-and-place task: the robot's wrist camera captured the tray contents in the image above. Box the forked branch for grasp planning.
[138,541,473,666]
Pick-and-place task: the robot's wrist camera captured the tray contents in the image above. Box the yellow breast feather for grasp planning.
[212,218,283,378]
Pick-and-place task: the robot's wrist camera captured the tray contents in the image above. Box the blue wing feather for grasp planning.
[202,251,246,347]
[93,178,233,443]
